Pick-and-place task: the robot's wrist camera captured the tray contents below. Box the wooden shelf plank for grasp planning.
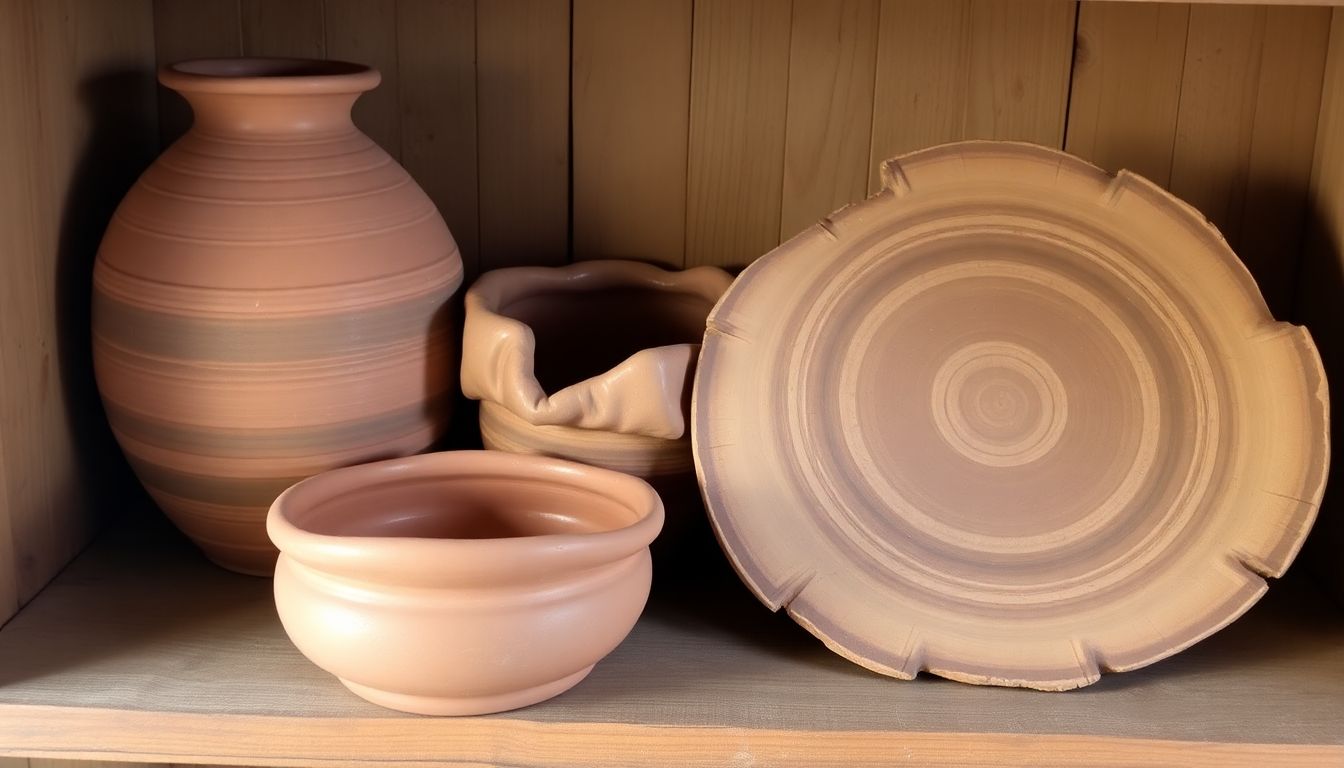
[0,521,1340,766]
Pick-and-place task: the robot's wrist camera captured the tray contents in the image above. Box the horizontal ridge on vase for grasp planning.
[92,58,463,575]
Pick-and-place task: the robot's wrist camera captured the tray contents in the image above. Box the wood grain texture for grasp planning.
[0,0,36,624]
[476,0,571,271]
[963,0,1076,145]
[0,0,157,620]
[396,0,479,278]
[0,523,1340,765]
[684,0,793,268]
[150,0,241,145]
[1065,2,1189,187]
[1299,8,1344,603]
[29,761,153,768]
[572,0,692,267]
[868,0,975,191]
[779,0,879,241]
[324,0,401,159]
[239,0,325,59]
[1170,6,1330,317]
[868,0,1076,192]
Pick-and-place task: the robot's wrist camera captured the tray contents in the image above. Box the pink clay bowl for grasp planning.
[267,450,663,715]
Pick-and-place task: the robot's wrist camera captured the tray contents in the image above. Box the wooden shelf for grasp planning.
[0,520,1338,767]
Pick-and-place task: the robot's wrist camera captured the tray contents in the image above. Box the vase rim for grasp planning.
[159,57,380,96]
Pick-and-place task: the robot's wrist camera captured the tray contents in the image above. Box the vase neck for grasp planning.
[160,58,378,140]
[181,92,361,138]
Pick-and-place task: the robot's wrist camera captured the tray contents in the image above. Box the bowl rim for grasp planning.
[159,57,381,96]
[266,450,664,585]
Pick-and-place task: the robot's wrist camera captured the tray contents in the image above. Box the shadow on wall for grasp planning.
[56,69,159,528]
[1234,175,1320,322]
[1296,199,1344,607]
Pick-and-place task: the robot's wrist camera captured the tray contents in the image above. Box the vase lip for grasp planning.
[159,57,380,96]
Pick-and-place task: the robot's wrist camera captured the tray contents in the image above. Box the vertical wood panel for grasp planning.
[1171,5,1330,316]
[1170,8,1266,263]
[0,0,37,624]
[963,0,1075,145]
[151,0,241,145]
[240,0,325,59]
[1239,7,1331,316]
[868,0,972,190]
[1065,2,1189,187]
[685,0,793,268]
[779,0,879,241]
[572,0,692,266]
[0,0,157,620]
[396,0,479,277]
[869,0,1075,192]
[477,0,571,271]
[1300,8,1344,602]
[324,0,401,159]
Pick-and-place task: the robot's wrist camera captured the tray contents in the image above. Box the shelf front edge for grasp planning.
[2,704,1342,768]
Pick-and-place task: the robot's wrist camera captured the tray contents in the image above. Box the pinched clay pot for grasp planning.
[461,260,731,560]
[93,59,462,575]
[268,450,663,715]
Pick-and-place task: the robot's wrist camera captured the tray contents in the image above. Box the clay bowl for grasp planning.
[460,260,731,566]
[266,450,664,715]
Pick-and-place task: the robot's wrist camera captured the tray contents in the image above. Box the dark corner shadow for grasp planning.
[646,532,874,679]
[1295,193,1344,610]
[55,69,159,531]
[429,289,483,454]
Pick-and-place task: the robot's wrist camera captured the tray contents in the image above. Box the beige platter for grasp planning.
[691,142,1330,690]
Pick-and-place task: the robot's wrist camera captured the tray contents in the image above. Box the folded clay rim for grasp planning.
[267,450,664,587]
[461,260,733,440]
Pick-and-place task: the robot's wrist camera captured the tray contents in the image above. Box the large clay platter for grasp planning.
[691,142,1330,690]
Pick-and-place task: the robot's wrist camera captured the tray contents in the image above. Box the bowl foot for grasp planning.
[339,665,596,715]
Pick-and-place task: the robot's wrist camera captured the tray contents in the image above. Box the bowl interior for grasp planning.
[500,287,714,395]
[169,58,370,79]
[290,476,641,540]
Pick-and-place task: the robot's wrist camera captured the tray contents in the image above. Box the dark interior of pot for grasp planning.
[501,287,715,394]
[171,58,369,79]
[295,476,640,539]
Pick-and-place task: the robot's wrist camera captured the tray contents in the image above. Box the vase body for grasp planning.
[92,59,463,575]
[460,260,731,571]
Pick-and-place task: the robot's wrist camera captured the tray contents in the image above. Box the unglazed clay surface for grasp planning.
[462,261,730,554]
[267,450,663,715]
[92,59,463,575]
[692,141,1331,690]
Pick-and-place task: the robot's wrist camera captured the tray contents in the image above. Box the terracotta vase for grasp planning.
[92,59,463,575]
[460,260,730,564]
[268,450,663,715]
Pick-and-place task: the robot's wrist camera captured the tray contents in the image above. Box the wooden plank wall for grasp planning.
[145,0,1335,278]
[0,0,158,626]
[0,0,1338,635]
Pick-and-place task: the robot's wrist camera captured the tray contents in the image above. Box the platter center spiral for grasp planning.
[931,342,1067,468]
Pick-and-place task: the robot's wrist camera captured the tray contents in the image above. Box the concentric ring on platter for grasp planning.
[691,142,1329,690]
